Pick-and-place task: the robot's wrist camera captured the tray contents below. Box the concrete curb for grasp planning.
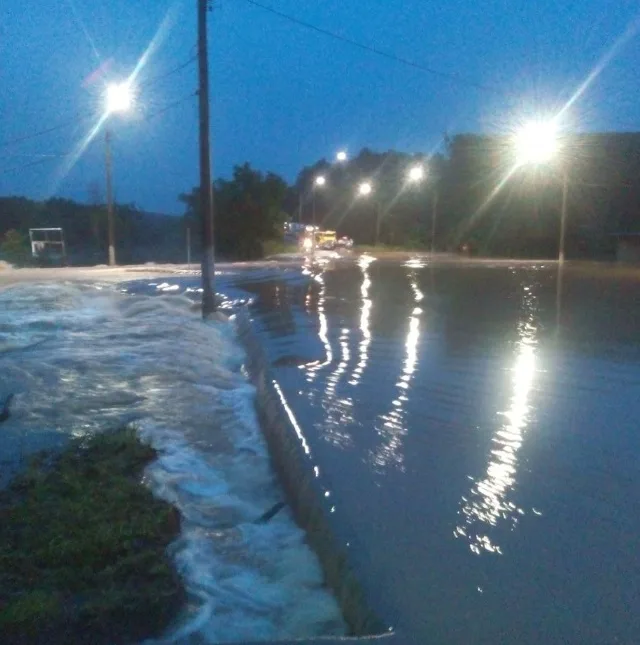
[234,308,397,644]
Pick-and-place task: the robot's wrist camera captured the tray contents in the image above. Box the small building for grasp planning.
[613,233,640,264]
[28,228,67,265]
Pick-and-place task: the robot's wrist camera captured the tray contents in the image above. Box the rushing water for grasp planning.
[0,277,345,643]
[7,259,639,644]
[229,257,640,645]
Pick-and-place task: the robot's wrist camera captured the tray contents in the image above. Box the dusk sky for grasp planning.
[1,0,639,214]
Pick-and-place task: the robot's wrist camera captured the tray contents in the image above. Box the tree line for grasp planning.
[2,132,640,264]
[293,133,640,258]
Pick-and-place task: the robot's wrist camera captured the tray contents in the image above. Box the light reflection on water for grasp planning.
[321,326,354,448]
[455,282,539,555]
[370,269,422,472]
[240,259,640,644]
[348,255,375,387]
[305,267,332,379]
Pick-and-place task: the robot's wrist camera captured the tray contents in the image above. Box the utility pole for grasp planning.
[312,190,316,226]
[105,130,116,266]
[198,0,216,316]
[186,226,191,268]
[559,170,569,265]
[430,187,438,254]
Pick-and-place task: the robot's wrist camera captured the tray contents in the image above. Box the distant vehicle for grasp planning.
[316,230,337,250]
[28,228,68,266]
[335,236,354,249]
[298,227,339,253]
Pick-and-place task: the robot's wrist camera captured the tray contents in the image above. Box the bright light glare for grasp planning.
[106,82,133,114]
[514,120,559,165]
[408,165,425,182]
[315,175,326,187]
[336,150,348,162]
[358,182,372,196]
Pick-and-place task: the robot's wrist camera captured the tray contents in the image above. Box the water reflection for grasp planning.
[455,283,539,555]
[305,267,333,380]
[348,256,375,386]
[369,270,422,471]
[321,327,355,448]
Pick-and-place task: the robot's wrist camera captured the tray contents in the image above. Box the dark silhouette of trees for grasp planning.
[3,133,640,265]
[291,134,640,258]
[0,196,183,265]
[180,163,289,260]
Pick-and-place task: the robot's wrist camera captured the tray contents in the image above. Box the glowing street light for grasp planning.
[514,118,559,166]
[357,181,382,245]
[312,175,327,225]
[104,81,134,266]
[336,150,348,163]
[358,181,372,196]
[406,163,438,253]
[408,165,425,183]
[513,118,569,263]
[105,82,134,115]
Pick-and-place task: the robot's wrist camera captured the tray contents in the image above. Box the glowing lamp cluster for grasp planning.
[105,82,133,115]
[315,175,326,187]
[514,119,559,166]
[336,150,348,162]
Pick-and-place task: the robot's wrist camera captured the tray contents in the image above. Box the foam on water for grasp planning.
[0,280,345,643]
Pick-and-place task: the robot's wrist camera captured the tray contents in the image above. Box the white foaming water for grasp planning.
[0,281,345,643]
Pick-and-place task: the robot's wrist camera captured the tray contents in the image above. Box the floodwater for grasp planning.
[0,278,345,643]
[237,257,640,644]
[5,259,639,644]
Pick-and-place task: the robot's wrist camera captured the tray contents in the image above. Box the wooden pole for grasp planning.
[105,129,116,266]
[198,0,216,315]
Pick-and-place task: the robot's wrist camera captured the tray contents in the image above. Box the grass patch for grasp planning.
[0,427,184,645]
[263,239,299,257]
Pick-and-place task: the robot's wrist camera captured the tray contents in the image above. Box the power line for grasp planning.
[0,93,196,176]
[0,54,197,151]
[144,92,197,120]
[0,114,92,150]
[139,53,198,89]
[242,0,502,94]
[0,156,67,176]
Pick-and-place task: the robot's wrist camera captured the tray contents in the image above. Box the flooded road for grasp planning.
[6,259,637,643]
[0,279,345,643]
[240,257,640,644]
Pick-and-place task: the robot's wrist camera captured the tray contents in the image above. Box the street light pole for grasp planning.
[197,0,216,316]
[105,129,116,266]
[103,81,133,267]
[430,187,438,254]
[312,190,316,226]
[312,175,326,227]
[559,170,569,264]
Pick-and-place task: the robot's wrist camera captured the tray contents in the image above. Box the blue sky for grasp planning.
[1,0,638,214]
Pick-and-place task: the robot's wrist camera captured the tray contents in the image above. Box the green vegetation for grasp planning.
[262,240,299,257]
[181,162,290,260]
[0,427,184,645]
[293,136,640,258]
[0,197,184,266]
[0,229,30,266]
[3,134,640,263]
